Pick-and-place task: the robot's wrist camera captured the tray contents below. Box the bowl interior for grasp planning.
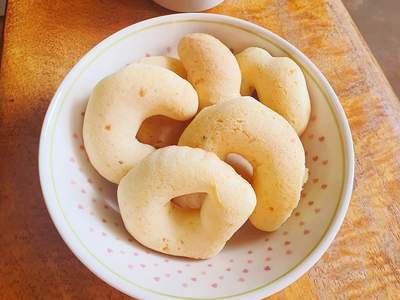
[40,15,349,299]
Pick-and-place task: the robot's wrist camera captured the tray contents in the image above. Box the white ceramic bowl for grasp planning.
[39,13,354,300]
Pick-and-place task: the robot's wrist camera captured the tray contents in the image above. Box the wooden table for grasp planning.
[1,0,399,298]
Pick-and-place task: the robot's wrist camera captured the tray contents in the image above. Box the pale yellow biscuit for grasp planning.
[83,63,198,183]
[236,47,311,135]
[118,146,256,259]
[179,97,307,231]
[178,33,241,109]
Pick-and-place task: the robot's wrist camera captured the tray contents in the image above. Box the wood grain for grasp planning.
[1,0,399,299]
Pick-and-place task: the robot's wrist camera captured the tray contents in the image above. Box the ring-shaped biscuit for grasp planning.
[118,146,256,259]
[178,33,241,109]
[83,63,198,183]
[179,97,307,231]
[236,47,311,135]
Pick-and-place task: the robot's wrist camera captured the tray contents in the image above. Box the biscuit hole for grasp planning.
[136,115,190,149]
[225,153,253,183]
[171,193,207,210]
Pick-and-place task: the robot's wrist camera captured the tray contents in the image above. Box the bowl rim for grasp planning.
[39,12,355,300]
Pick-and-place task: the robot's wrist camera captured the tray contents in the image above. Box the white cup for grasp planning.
[153,0,224,12]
